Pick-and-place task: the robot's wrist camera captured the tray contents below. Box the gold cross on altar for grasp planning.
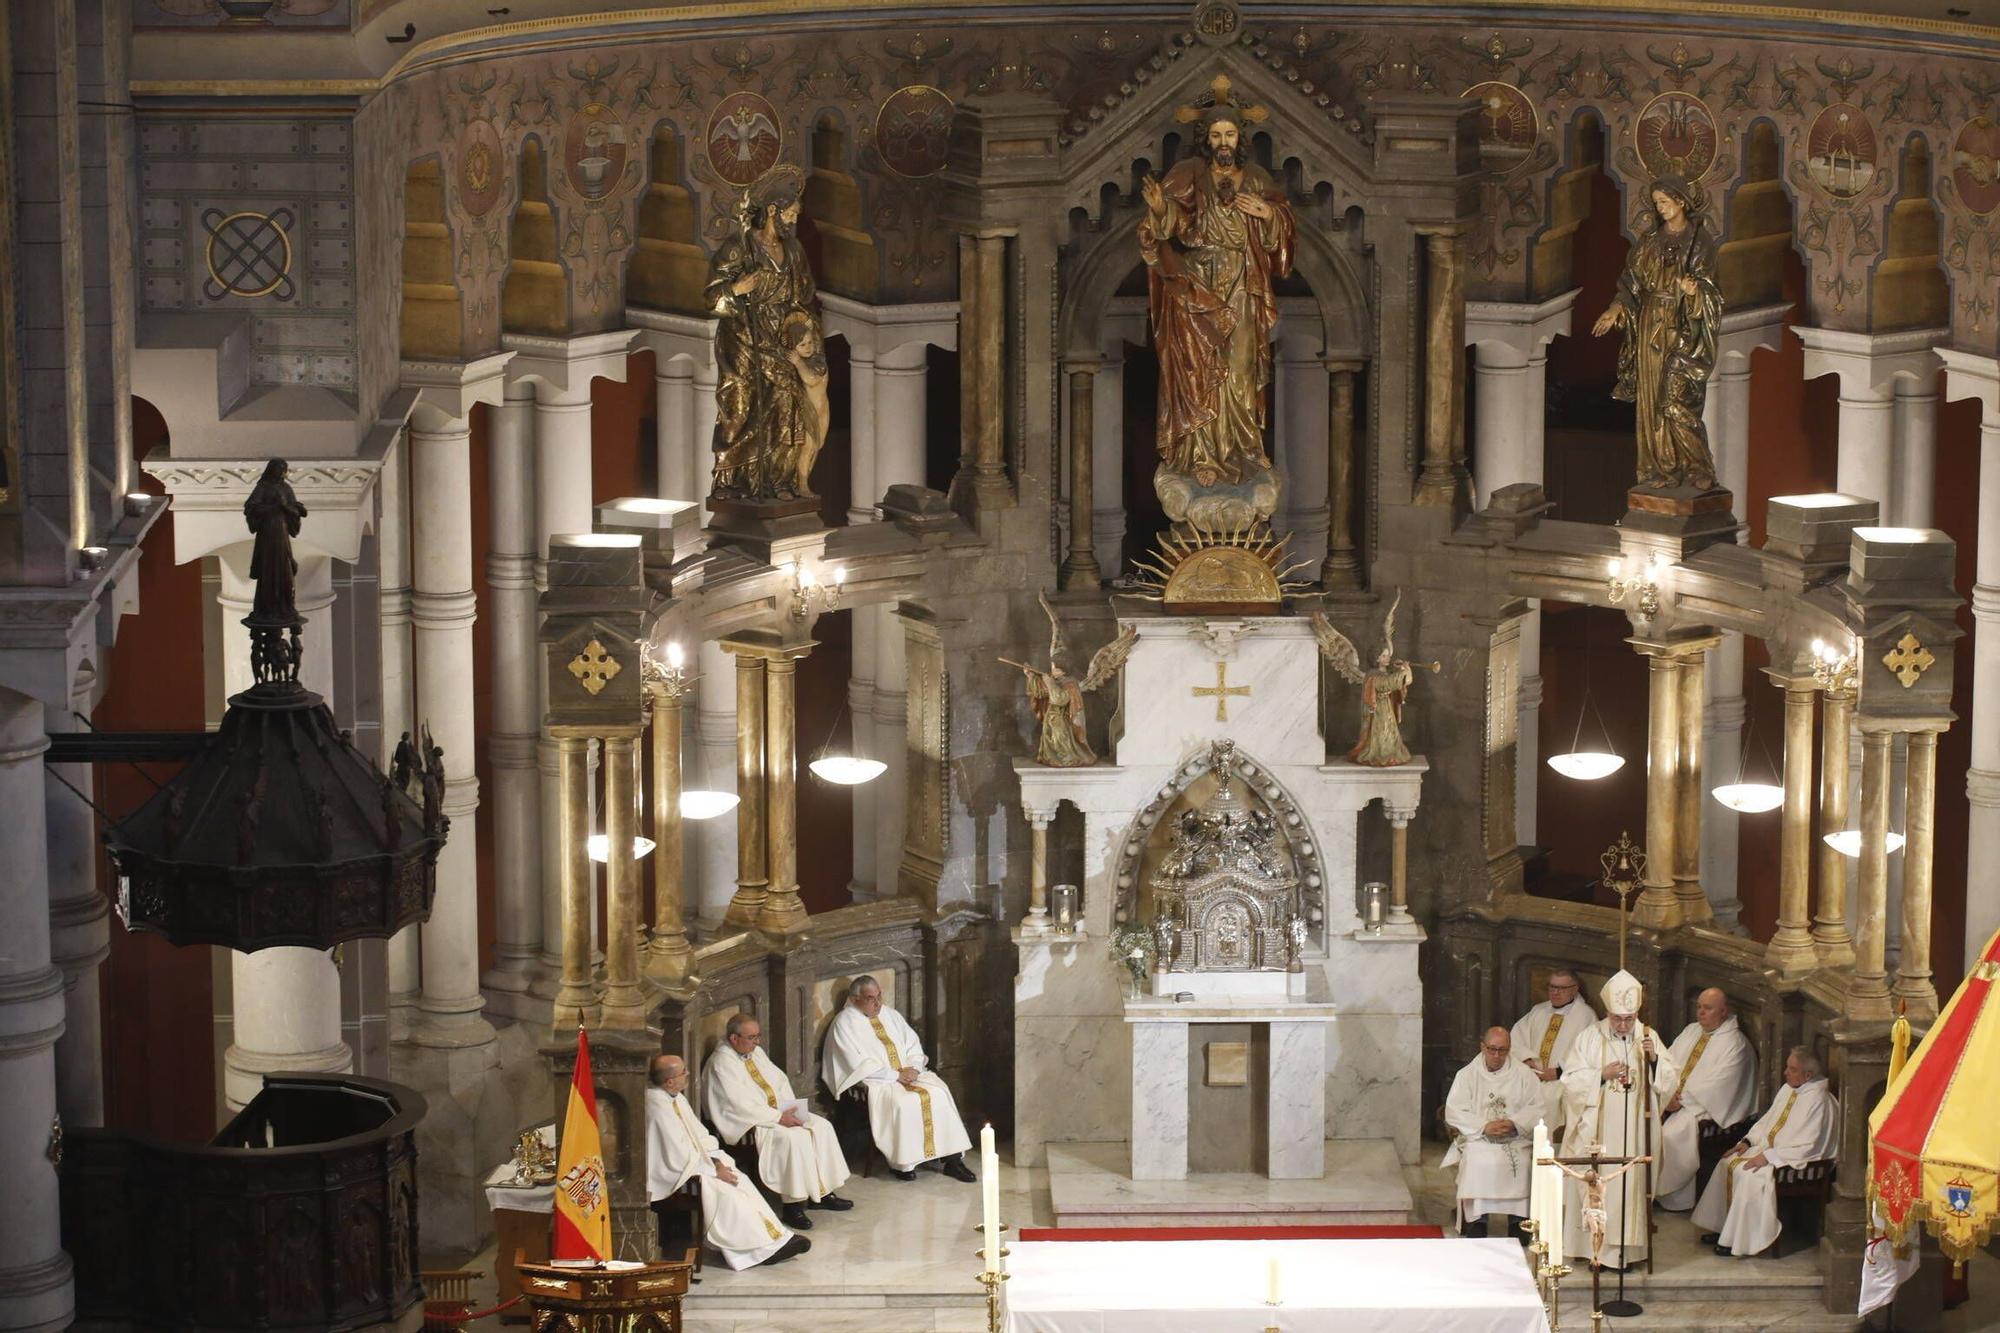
[1192,660,1251,721]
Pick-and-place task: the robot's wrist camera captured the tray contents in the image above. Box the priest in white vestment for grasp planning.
[1559,969,1680,1270]
[1692,1047,1840,1258]
[1656,987,1757,1211]
[704,1012,853,1230]
[822,975,975,1180]
[1441,1026,1546,1237]
[646,1054,808,1269]
[1511,968,1597,1138]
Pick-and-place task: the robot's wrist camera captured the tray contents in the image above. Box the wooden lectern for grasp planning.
[513,1256,694,1331]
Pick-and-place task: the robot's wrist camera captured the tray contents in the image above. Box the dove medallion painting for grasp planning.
[18,0,2000,1330]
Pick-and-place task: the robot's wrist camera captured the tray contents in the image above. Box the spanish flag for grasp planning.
[553,1025,611,1262]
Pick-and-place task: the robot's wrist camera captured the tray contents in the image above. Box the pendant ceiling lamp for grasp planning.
[1824,828,1906,858]
[807,657,885,786]
[1712,711,1784,814]
[587,834,658,863]
[1547,637,1625,781]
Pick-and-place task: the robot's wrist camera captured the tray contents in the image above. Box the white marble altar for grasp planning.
[1013,616,1427,1181]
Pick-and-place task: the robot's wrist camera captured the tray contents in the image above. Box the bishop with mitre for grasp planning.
[1655,987,1757,1211]
[1559,969,1680,1268]
[704,1012,853,1230]
[1441,1026,1546,1237]
[823,975,975,1180]
[1692,1047,1840,1257]
[646,1054,808,1269]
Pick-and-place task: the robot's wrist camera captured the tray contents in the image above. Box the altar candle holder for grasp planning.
[973,1223,1010,1333]
[1362,881,1386,934]
[1051,883,1078,933]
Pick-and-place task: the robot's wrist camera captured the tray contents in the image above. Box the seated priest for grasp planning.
[1511,968,1596,1140]
[1693,1046,1840,1258]
[822,975,976,1182]
[646,1054,810,1269]
[1656,987,1757,1211]
[704,1012,854,1231]
[1441,1026,1545,1240]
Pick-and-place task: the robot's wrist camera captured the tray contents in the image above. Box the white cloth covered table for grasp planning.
[1004,1237,1550,1332]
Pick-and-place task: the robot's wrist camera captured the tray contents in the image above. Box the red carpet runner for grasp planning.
[1017,1224,1446,1242]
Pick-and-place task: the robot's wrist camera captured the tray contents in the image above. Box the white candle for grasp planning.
[1546,1155,1565,1253]
[1529,1121,1550,1239]
[980,1123,1001,1276]
[1267,1256,1281,1305]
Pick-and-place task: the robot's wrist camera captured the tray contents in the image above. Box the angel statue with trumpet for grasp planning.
[1310,589,1440,767]
[1000,594,1139,768]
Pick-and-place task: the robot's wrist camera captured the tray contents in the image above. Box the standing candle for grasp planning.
[1530,1121,1551,1239]
[980,1123,1001,1276]
[1546,1151,1565,1254]
[1267,1256,1280,1305]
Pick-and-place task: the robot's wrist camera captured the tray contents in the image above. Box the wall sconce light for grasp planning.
[1607,551,1663,619]
[1810,636,1858,694]
[787,560,844,621]
[641,637,695,699]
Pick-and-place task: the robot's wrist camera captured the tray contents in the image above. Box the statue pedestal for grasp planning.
[1621,484,1739,554]
[704,496,825,564]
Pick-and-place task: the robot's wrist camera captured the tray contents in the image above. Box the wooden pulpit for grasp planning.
[513,1257,693,1331]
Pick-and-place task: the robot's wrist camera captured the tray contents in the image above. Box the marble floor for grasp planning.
[1046,1137,1412,1227]
[446,1145,1996,1332]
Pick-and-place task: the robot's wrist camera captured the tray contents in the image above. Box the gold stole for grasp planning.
[1671,1031,1713,1103]
[742,1054,780,1109]
[673,1095,781,1240]
[870,1015,936,1159]
[1725,1090,1801,1209]
[1538,1010,1566,1066]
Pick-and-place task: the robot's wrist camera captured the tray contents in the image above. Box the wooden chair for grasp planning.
[1771,1159,1835,1257]
[826,1082,876,1178]
[651,1179,705,1281]
[1695,1116,1752,1201]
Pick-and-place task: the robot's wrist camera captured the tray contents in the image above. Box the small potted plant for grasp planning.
[1107,923,1154,996]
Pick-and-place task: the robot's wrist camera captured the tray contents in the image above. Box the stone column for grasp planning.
[1321,361,1362,588]
[219,557,352,1110]
[655,357,694,503]
[693,362,720,519]
[1061,363,1100,589]
[872,345,928,903]
[727,651,769,929]
[598,731,645,1027]
[1674,649,1712,923]
[847,610,878,900]
[1387,809,1413,925]
[1797,327,1946,513]
[760,650,809,932]
[1413,229,1468,510]
[1847,726,1896,1022]
[0,690,73,1332]
[1275,344,1330,569]
[1766,677,1820,974]
[1815,685,1858,966]
[45,698,105,1130]
[1946,355,2000,971]
[409,413,494,1048]
[646,681,692,981]
[950,232,1011,511]
[1895,728,1941,1019]
[485,383,543,1000]
[1834,381,1895,506]
[847,344,878,525]
[1633,646,1683,929]
[1024,811,1051,930]
[1092,342,1128,571]
[875,609,910,899]
[551,731,596,1027]
[693,640,739,929]
[1470,349,1532,510]
[379,435,420,1027]
[1893,377,1938,526]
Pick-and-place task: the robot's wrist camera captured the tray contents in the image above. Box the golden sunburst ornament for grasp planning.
[1173,74,1271,128]
[1131,522,1310,614]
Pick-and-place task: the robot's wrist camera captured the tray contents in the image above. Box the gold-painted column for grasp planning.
[1060,364,1100,590]
[552,731,597,1028]
[1814,685,1857,966]
[599,730,646,1027]
[1388,809,1413,925]
[646,679,692,982]
[1322,360,1363,588]
[758,650,809,933]
[1846,726,1895,1023]
[1673,649,1713,923]
[1765,678,1820,974]
[726,651,769,930]
[952,232,1012,511]
[1633,647,1683,928]
[1413,229,1469,510]
[1025,811,1051,931]
[1894,728,1940,1020]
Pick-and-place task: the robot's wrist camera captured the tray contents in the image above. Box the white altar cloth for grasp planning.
[1005,1237,1549,1333]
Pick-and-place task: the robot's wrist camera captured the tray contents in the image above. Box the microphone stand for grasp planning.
[1599,1030,1645,1319]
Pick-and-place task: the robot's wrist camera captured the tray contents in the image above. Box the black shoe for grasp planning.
[941,1155,977,1183]
[809,1193,854,1211]
[890,1167,917,1181]
[1714,1244,1732,1257]
[781,1203,813,1230]
[767,1233,812,1264]
[1699,1232,1720,1246]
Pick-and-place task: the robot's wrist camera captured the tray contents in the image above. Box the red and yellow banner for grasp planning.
[553,1026,612,1263]
[1868,928,2000,1264]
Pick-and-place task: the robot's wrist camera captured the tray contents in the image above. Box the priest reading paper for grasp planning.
[1441,1026,1544,1238]
[1656,987,1757,1211]
[1512,968,1596,1137]
[646,1055,809,1269]
[704,1012,854,1231]
[1692,1047,1839,1258]
[1559,968,1680,1269]
[823,975,976,1180]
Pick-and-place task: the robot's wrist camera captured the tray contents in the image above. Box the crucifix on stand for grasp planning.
[1192,660,1251,721]
[1545,1146,1651,1329]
